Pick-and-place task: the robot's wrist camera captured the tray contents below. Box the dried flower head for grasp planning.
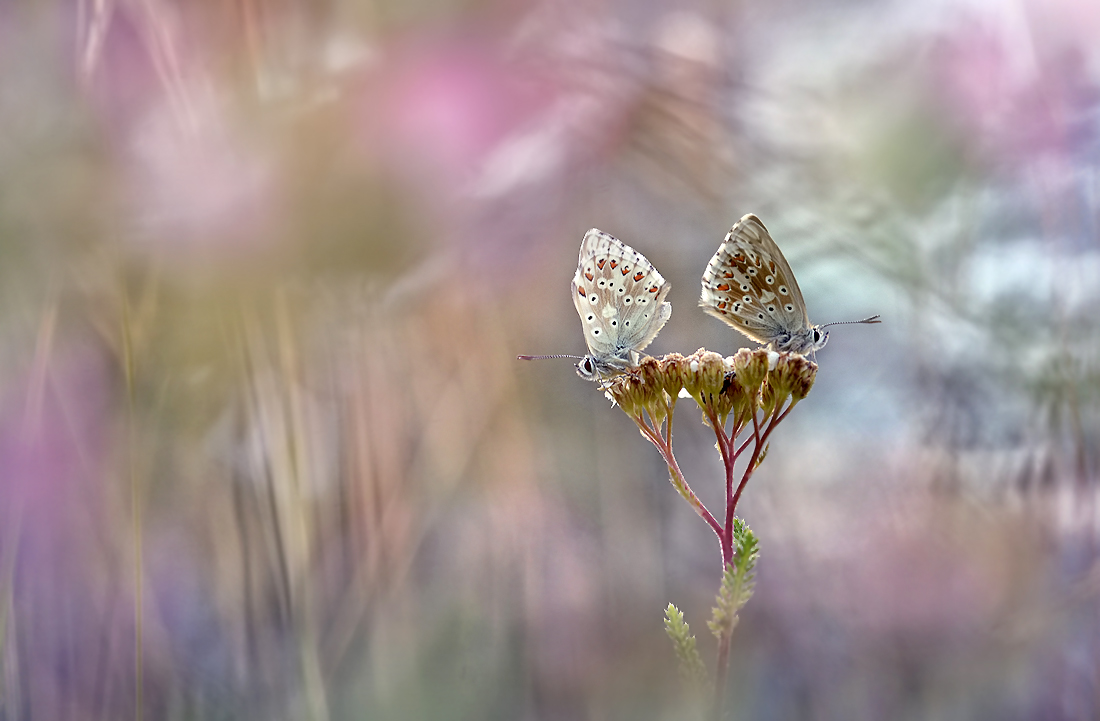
[679,348,730,401]
[730,348,770,394]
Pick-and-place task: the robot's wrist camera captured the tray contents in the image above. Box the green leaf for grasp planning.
[708,519,760,639]
[664,603,708,686]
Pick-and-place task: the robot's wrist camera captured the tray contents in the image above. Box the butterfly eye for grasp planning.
[812,329,820,343]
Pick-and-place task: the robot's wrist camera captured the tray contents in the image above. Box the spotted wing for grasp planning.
[699,214,811,345]
[572,229,671,370]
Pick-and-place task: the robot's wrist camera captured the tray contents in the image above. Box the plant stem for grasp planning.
[714,631,732,721]
[712,409,742,720]
[706,408,736,565]
[634,414,723,538]
[731,401,794,515]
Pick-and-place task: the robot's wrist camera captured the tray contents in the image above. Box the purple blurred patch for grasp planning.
[930,5,1100,165]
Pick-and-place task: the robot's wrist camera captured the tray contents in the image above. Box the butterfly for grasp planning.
[699,213,879,354]
[519,228,672,381]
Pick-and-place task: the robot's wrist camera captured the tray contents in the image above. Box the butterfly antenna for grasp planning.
[821,315,881,328]
[517,354,584,361]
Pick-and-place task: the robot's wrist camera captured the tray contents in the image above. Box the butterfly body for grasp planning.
[572,229,672,380]
[701,214,868,354]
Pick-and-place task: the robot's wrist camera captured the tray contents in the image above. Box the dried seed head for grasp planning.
[787,354,818,401]
[596,348,815,428]
[657,353,688,399]
[680,348,728,400]
[602,356,675,423]
[760,375,779,416]
[633,355,664,388]
[730,348,770,394]
[762,352,818,411]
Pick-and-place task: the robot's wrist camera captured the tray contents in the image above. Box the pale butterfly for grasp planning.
[699,213,879,354]
[519,228,672,381]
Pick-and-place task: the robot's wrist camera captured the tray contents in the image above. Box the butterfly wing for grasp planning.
[699,214,811,346]
[572,229,671,373]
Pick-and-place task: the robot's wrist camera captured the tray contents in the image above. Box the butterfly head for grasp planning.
[811,325,829,352]
[772,325,829,355]
[575,351,637,381]
[576,355,601,381]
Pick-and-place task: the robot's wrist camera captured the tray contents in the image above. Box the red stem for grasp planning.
[730,401,794,517]
[634,413,723,539]
[714,399,796,719]
[706,408,736,565]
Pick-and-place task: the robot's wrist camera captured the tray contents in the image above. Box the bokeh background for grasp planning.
[1,0,1098,719]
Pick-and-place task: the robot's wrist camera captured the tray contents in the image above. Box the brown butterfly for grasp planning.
[700,214,879,354]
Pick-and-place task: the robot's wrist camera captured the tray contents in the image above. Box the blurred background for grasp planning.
[0,0,1098,719]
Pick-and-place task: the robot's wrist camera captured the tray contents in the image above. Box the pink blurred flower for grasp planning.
[0,341,118,717]
[76,1,282,264]
[355,32,558,195]
[931,3,1100,164]
[0,342,111,531]
[122,96,282,263]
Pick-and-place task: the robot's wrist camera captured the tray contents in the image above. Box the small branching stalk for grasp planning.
[600,348,816,719]
[664,603,709,688]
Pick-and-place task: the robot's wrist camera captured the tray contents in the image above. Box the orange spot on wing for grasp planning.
[723,272,734,278]
[609,260,618,269]
[621,266,630,276]
[596,259,606,270]
[577,286,586,297]
[717,301,727,309]
[634,272,645,281]
[716,283,730,291]
[648,286,658,293]
[585,272,593,281]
